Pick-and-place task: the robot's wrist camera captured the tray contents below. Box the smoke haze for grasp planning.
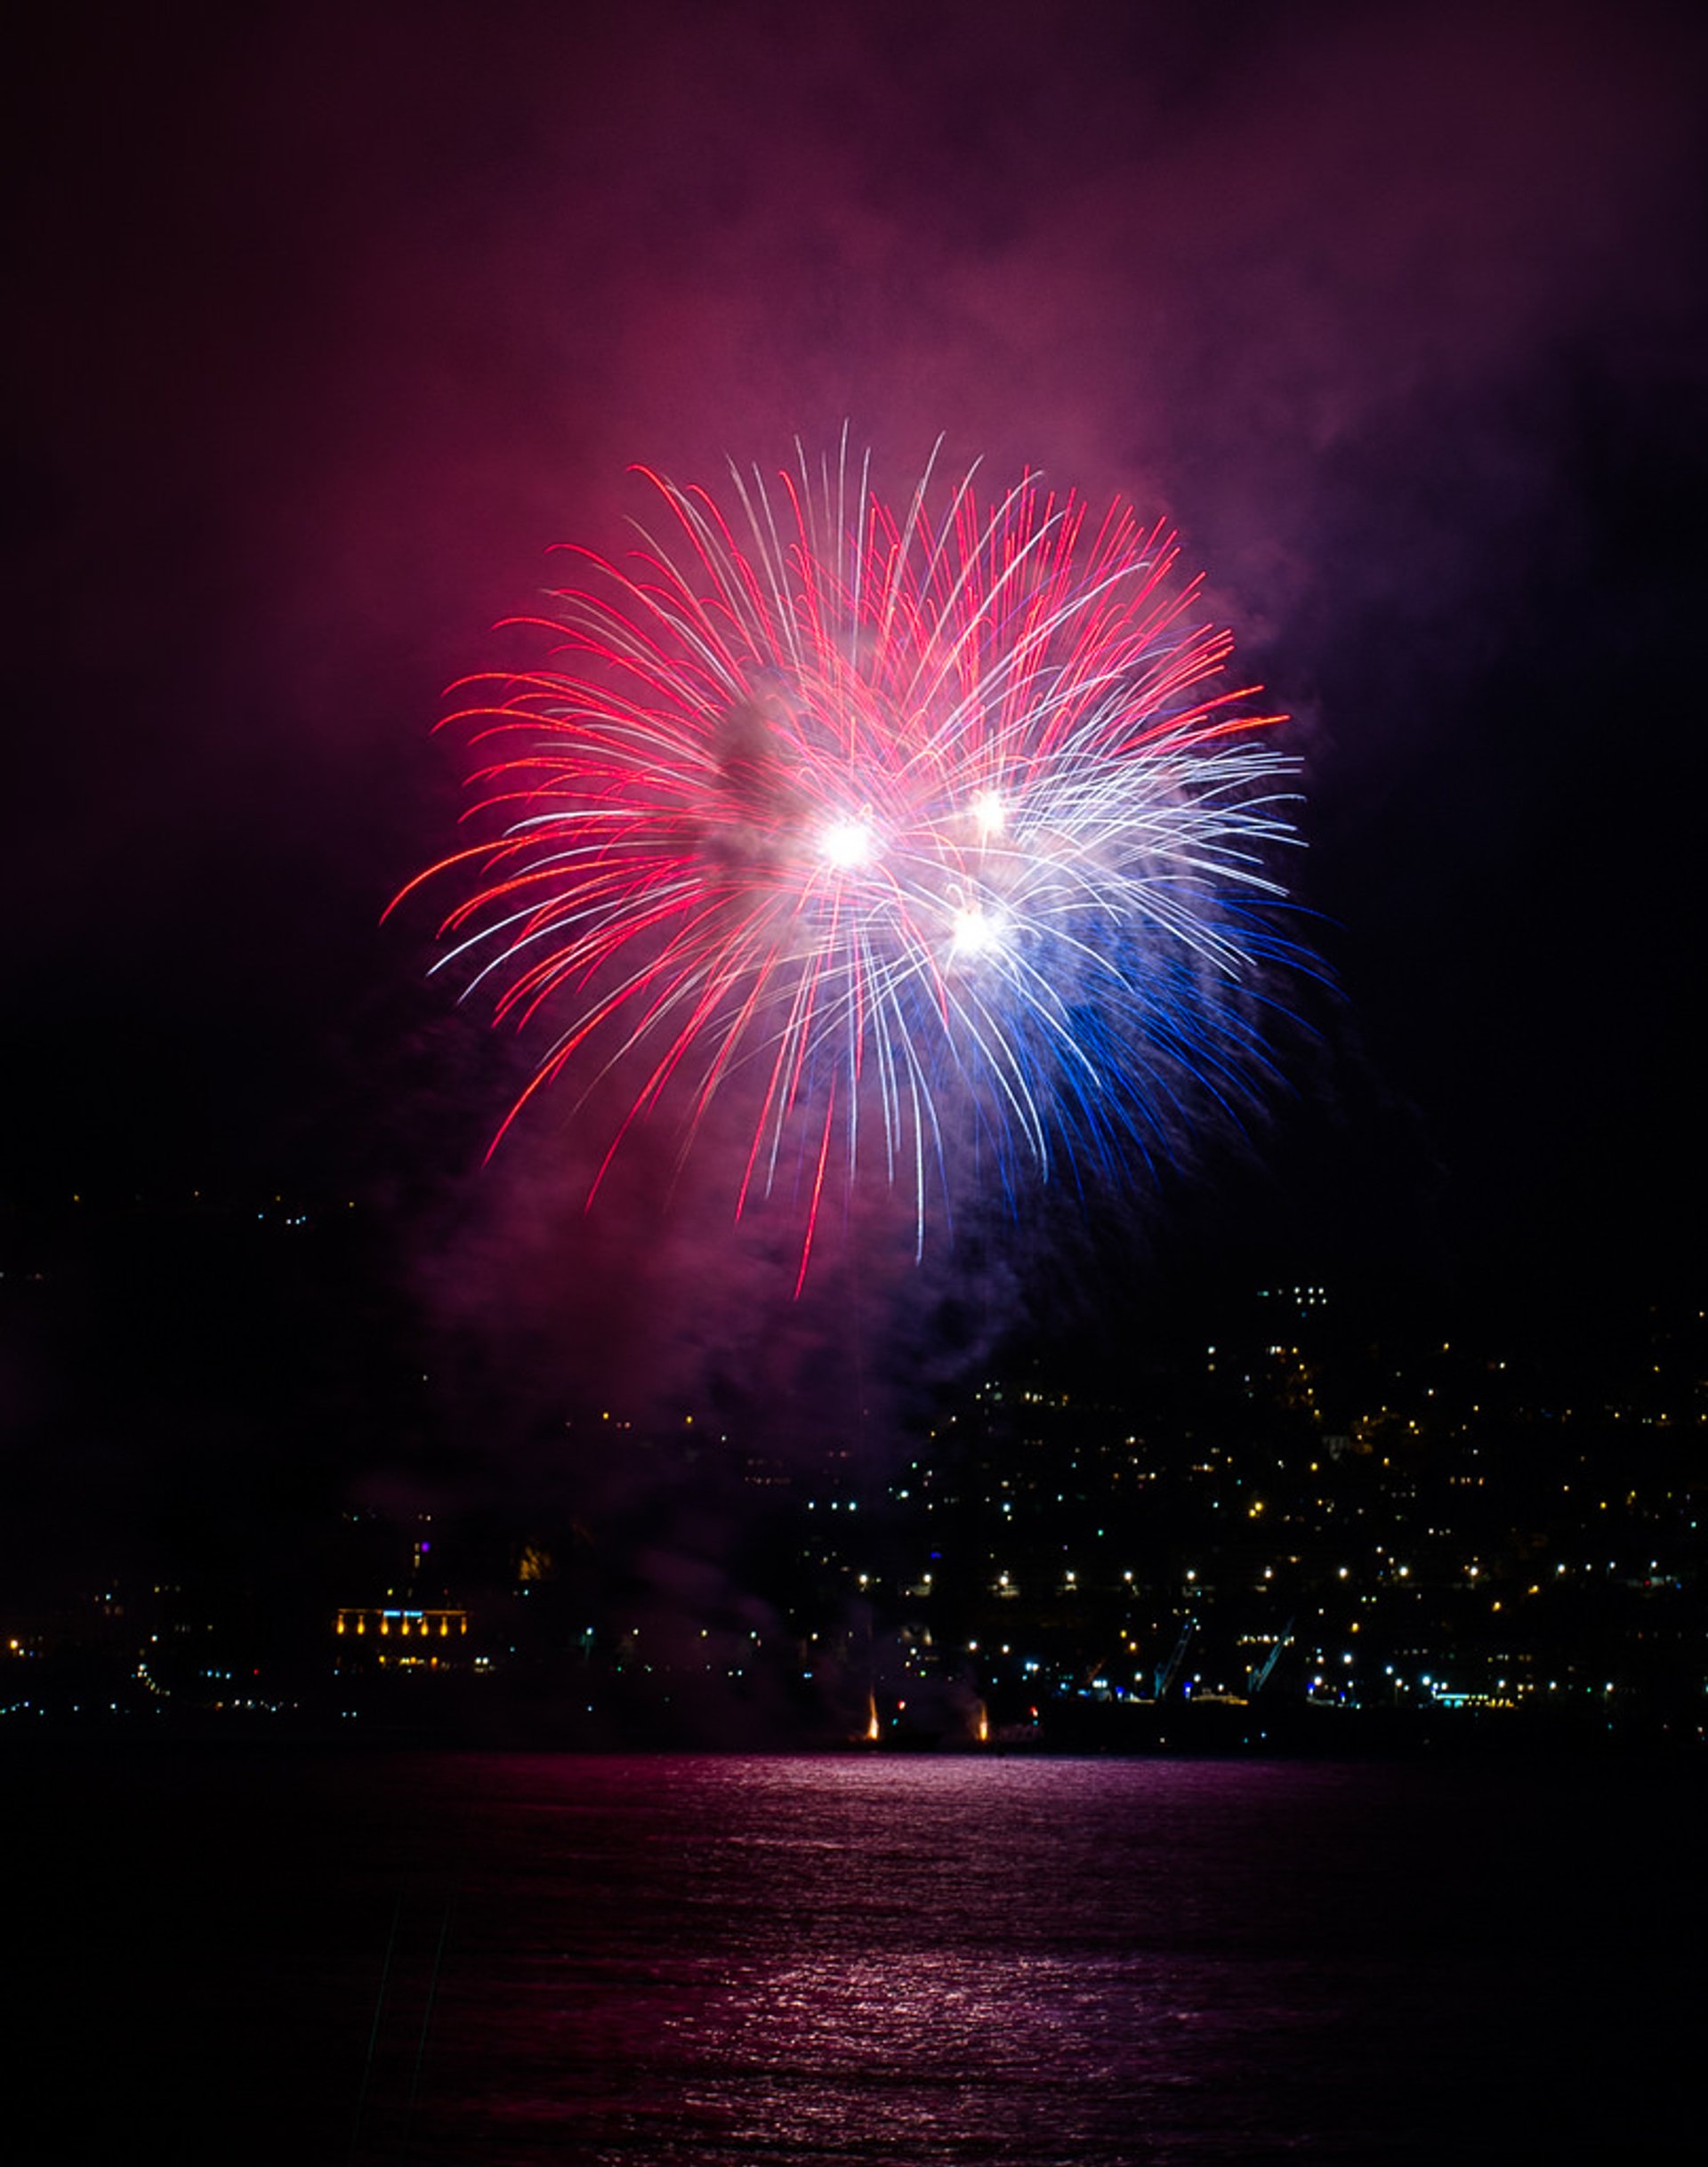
[4,0,1704,1486]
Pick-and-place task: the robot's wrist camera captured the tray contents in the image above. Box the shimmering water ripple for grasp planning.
[4,1752,1701,2163]
[359,1755,1699,2163]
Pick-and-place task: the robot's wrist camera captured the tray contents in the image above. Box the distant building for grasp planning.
[334,1607,468,1668]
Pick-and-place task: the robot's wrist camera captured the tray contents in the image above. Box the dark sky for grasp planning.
[4,0,1704,1406]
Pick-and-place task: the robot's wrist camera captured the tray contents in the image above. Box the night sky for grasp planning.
[4,0,1705,1519]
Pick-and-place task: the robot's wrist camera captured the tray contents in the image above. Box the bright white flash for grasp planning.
[970,790,1006,839]
[820,818,873,870]
[951,905,1004,958]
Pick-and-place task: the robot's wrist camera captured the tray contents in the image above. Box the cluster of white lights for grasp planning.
[818,805,1013,965]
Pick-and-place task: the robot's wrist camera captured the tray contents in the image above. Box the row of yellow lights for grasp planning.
[334,1610,467,1638]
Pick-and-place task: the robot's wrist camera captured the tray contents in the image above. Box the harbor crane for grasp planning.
[1246,1620,1294,1697]
[1153,1617,1197,1699]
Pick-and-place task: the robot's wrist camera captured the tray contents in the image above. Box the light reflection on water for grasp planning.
[354,1754,1701,2164]
[4,1749,1699,2163]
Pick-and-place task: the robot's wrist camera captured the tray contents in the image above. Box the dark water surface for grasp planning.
[3,1750,1700,2163]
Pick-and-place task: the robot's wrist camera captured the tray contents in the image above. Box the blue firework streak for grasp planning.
[392,440,1313,1286]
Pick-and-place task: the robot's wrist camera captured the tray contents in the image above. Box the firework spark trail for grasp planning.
[392,440,1311,1282]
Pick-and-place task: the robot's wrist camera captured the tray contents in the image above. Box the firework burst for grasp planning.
[393,441,1309,1286]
